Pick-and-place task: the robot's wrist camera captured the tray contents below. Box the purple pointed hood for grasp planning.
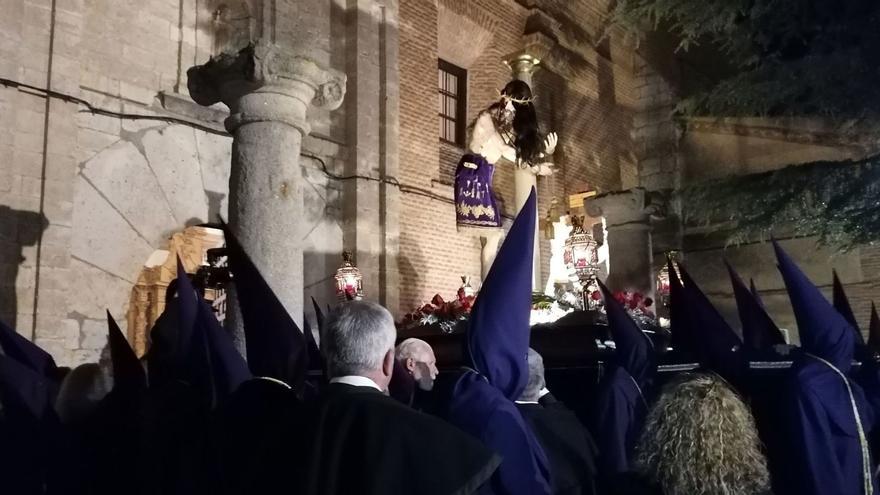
[773,241,855,370]
[667,257,692,355]
[0,319,57,379]
[749,278,762,302]
[223,224,307,389]
[312,296,325,333]
[869,302,880,356]
[726,261,785,350]
[302,312,323,372]
[309,297,326,371]
[677,263,746,384]
[833,270,865,345]
[106,311,146,392]
[0,353,52,419]
[466,188,536,400]
[176,257,250,403]
[598,279,654,386]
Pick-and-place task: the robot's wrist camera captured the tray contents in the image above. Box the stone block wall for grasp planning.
[0,0,346,366]
[678,118,880,342]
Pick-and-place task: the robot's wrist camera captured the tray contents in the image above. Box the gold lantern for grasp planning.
[563,216,600,309]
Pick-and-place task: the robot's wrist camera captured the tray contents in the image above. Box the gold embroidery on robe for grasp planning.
[456,202,497,220]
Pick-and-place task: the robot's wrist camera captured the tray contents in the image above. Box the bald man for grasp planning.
[397,338,439,391]
[390,338,442,413]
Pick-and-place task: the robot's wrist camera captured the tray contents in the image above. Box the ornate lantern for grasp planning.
[334,251,364,301]
[563,216,600,310]
[656,250,680,308]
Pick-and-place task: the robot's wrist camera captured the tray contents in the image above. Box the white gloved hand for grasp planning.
[543,132,558,156]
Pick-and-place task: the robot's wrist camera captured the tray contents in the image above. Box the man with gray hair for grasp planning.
[388,337,442,412]
[321,300,398,392]
[516,348,599,495]
[396,338,439,391]
[301,301,500,495]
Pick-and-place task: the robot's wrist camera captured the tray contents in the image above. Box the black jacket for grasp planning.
[516,401,599,495]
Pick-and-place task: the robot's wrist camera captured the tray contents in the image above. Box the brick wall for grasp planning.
[398,0,642,312]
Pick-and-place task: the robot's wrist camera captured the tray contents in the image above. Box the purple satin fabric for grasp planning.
[454,154,501,229]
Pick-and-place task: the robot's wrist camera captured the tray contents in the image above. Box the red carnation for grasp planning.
[461,298,473,312]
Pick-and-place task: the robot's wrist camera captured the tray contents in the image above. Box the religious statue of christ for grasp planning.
[454,79,557,279]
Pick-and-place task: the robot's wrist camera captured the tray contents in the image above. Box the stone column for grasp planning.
[504,52,542,290]
[188,43,346,330]
[586,188,664,297]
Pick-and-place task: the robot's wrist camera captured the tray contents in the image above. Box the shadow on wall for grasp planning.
[0,205,49,331]
[304,250,344,329]
[397,240,427,315]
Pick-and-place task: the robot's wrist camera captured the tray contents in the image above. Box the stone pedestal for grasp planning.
[586,188,664,297]
[188,43,346,330]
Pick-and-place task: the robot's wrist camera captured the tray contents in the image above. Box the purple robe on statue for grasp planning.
[455,154,502,229]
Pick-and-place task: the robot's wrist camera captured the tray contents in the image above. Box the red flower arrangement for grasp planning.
[400,288,475,332]
[612,291,655,317]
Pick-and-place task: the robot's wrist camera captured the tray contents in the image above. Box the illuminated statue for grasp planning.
[455,80,557,279]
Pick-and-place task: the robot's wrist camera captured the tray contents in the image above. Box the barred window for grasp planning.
[438,60,467,146]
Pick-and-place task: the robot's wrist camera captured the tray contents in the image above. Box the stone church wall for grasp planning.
[1,0,666,365]
[0,0,345,365]
[679,117,880,342]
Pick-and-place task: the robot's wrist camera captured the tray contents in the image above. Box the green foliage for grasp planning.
[612,0,880,118]
[679,156,880,250]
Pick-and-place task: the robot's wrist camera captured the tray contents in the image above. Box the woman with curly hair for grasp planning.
[613,373,772,495]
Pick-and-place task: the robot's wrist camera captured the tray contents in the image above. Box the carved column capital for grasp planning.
[187,42,347,134]
[503,32,557,84]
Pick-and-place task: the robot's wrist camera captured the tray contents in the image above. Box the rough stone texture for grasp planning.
[302,153,345,304]
[187,41,346,332]
[679,118,880,343]
[140,127,211,226]
[0,0,348,366]
[587,188,664,296]
[79,140,179,246]
[682,117,873,182]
